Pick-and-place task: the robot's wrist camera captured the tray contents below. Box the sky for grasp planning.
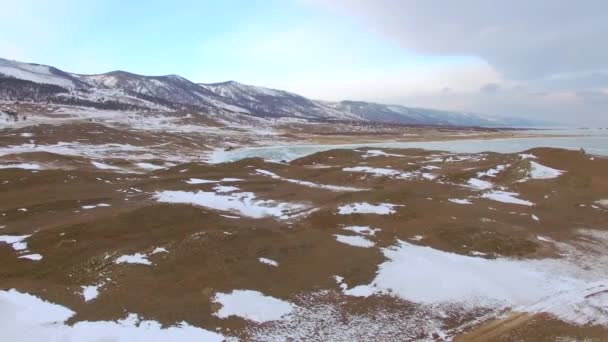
[1,0,607,126]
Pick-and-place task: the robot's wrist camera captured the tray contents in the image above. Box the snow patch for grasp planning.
[213,290,294,323]
[115,253,151,265]
[0,289,224,341]
[338,203,400,215]
[342,226,380,236]
[481,191,534,206]
[259,257,279,267]
[449,198,472,205]
[155,190,311,220]
[334,234,375,248]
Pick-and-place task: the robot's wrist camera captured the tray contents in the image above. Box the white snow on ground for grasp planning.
[537,236,554,243]
[115,253,151,265]
[256,169,365,192]
[522,282,608,326]
[0,235,31,251]
[212,185,239,193]
[519,153,537,159]
[19,254,42,261]
[342,226,380,236]
[213,290,294,323]
[135,162,165,170]
[185,178,242,184]
[0,142,173,163]
[155,190,310,220]
[467,178,494,190]
[0,289,224,342]
[0,59,75,87]
[342,166,413,179]
[481,190,534,206]
[185,178,217,184]
[477,165,507,178]
[81,285,101,302]
[449,198,472,205]
[259,257,279,267]
[334,235,375,248]
[0,163,41,170]
[524,161,564,180]
[532,214,540,221]
[91,161,122,170]
[409,235,424,241]
[338,203,400,215]
[151,247,168,254]
[343,236,608,325]
[81,203,111,210]
[359,150,404,158]
[596,199,608,208]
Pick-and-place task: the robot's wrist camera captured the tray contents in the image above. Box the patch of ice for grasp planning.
[115,253,151,265]
[477,165,507,178]
[259,257,279,267]
[519,153,537,159]
[409,235,424,241]
[334,234,375,248]
[151,247,168,254]
[213,185,239,193]
[0,235,31,251]
[481,191,534,206]
[82,203,111,210]
[91,161,122,170]
[537,236,554,243]
[360,150,404,158]
[449,198,472,205]
[185,178,243,185]
[342,166,413,179]
[256,169,364,192]
[220,178,244,182]
[155,190,310,220]
[532,214,540,221]
[135,162,165,170]
[185,178,217,184]
[528,161,564,180]
[0,163,41,170]
[19,254,43,261]
[213,290,294,323]
[343,238,603,322]
[0,289,224,341]
[337,203,400,215]
[81,285,101,302]
[467,178,494,190]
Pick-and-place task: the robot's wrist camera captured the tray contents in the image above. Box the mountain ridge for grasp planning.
[0,57,544,127]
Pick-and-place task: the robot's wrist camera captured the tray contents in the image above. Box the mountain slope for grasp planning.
[200,81,359,120]
[0,57,543,126]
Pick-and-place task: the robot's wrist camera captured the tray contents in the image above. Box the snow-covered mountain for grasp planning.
[200,81,359,120]
[323,100,538,127]
[0,57,543,126]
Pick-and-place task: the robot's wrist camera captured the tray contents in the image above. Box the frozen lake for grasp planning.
[208,128,608,163]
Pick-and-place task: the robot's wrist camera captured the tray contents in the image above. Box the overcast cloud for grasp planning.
[306,0,608,126]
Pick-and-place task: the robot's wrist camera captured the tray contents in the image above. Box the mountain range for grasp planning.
[0,57,544,127]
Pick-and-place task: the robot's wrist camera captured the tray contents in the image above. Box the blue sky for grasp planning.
[1,0,607,125]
